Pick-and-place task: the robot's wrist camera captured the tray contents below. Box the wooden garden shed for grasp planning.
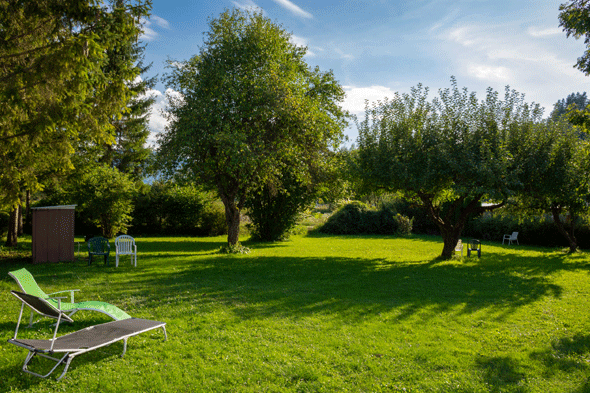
[32,205,76,263]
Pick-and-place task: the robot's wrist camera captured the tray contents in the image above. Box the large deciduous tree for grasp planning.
[0,0,151,246]
[158,8,348,246]
[518,120,590,252]
[560,0,590,75]
[559,2,590,135]
[356,79,543,259]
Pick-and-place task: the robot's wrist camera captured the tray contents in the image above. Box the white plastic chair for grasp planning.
[115,235,137,267]
[454,239,463,256]
[502,232,519,245]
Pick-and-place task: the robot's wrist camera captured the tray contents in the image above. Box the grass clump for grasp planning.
[218,242,250,254]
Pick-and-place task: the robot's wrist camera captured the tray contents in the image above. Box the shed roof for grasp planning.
[32,205,77,210]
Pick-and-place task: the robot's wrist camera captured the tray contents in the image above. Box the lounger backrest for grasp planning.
[10,290,73,322]
[8,268,49,299]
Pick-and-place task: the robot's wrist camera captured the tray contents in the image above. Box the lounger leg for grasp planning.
[162,326,168,341]
[56,356,74,381]
[22,351,36,371]
[27,310,34,328]
[21,351,71,380]
[121,338,128,358]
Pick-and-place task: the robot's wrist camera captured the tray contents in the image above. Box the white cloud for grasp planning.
[291,35,307,47]
[151,15,170,29]
[528,26,562,38]
[467,64,510,82]
[143,88,185,147]
[334,47,354,61]
[446,26,477,47]
[271,0,312,19]
[434,21,589,112]
[290,35,319,56]
[429,8,461,33]
[139,15,171,41]
[342,85,397,115]
[232,0,263,13]
[139,24,157,41]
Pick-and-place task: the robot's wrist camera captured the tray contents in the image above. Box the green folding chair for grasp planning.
[8,268,131,326]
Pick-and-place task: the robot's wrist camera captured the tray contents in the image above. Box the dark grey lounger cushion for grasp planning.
[10,318,165,352]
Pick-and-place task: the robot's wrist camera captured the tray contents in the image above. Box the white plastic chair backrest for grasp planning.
[115,235,135,253]
[511,232,518,240]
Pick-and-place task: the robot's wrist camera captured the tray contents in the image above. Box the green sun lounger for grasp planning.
[8,290,166,381]
[8,268,131,324]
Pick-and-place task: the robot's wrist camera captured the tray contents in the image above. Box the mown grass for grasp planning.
[1,234,589,392]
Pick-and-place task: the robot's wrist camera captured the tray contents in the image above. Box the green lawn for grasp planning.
[1,234,589,392]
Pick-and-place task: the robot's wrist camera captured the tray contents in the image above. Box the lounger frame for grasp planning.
[7,291,167,381]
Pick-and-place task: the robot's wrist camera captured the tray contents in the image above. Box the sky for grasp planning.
[139,0,589,145]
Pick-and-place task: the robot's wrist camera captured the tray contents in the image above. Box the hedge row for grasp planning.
[393,198,590,249]
[30,182,227,238]
[463,213,590,249]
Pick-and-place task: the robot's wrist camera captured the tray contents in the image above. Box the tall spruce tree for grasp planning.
[550,92,588,121]
[0,0,151,246]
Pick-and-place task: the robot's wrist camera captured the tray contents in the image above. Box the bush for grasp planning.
[200,201,227,237]
[318,202,412,236]
[245,175,316,242]
[132,182,226,236]
[76,165,136,238]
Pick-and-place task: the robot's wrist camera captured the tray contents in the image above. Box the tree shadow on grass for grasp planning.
[111,248,576,325]
[530,334,590,377]
[475,355,527,393]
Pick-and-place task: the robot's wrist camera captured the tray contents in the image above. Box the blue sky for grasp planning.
[140,0,589,144]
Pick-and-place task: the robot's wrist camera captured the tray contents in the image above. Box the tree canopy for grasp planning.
[356,78,543,259]
[560,0,590,75]
[517,119,590,252]
[157,8,349,246]
[0,0,151,211]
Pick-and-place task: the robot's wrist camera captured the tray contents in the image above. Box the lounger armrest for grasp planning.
[47,296,68,310]
[48,289,80,303]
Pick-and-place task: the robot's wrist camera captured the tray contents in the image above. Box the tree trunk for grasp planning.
[220,194,241,246]
[25,190,31,233]
[5,206,19,247]
[439,224,464,260]
[418,193,469,260]
[17,201,23,236]
[551,206,577,253]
